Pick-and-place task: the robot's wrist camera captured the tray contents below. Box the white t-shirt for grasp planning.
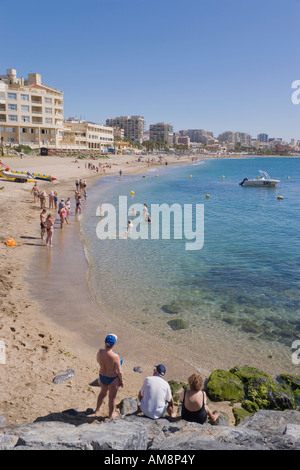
[140,375,172,419]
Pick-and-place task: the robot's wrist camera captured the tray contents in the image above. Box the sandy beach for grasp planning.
[0,152,297,426]
[0,152,214,425]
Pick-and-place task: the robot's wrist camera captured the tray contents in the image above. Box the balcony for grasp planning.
[32,106,43,114]
[0,114,6,122]
[32,117,43,124]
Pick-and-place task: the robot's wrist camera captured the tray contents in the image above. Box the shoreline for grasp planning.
[0,153,298,426]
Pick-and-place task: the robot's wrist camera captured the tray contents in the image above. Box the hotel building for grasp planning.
[149,122,174,145]
[0,69,113,151]
[106,116,144,143]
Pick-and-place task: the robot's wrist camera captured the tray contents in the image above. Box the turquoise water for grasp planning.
[80,157,300,358]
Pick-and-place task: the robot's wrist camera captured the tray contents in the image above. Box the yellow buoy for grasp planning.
[190,175,192,178]
[277,196,283,200]
[130,191,134,196]
[206,194,210,198]
[222,175,225,178]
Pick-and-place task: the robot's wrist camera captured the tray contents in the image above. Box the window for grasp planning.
[21,116,30,122]
[6,127,15,132]
[45,107,52,114]
[7,138,15,143]
[21,128,27,133]
[29,128,34,134]
[8,115,17,121]
[21,105,29,112]
[8,104,17,110]
[21,94,29,101]
[7,92,17,100]
[45,97,52,104]
[41,129,49,134]
[45,118,52,124]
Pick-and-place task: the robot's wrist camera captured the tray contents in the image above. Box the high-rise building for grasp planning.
[149,122,174,145]
[257,133,269,142]
[106,116,144,143]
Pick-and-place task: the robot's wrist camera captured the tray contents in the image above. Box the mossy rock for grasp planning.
[168,380,187,403]
[241,399,259,413]
[162,304,181,314]
[230,366,272,384]
[247,377,295,410]
[206,369,244,403]
[279,374,300,391]
[167,319,187,330]
[232,407,252,425]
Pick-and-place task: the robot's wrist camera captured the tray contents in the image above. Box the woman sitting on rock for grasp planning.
[180,373,220,425]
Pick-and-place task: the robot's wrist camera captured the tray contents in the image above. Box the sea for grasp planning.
[79,156,300,371]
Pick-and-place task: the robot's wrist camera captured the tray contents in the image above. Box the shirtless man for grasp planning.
[94,334,124,418]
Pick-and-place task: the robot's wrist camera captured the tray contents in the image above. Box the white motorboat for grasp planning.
[239,170,280,187]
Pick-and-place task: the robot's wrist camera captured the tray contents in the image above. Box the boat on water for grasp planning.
[239,170,280,187]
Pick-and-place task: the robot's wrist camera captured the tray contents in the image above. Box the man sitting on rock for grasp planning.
[138,364,176,419]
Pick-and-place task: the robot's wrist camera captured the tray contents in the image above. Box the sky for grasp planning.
[1,0,300,141]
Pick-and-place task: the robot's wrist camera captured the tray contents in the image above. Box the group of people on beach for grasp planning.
[95,334,220,424]
[34,179,87,247]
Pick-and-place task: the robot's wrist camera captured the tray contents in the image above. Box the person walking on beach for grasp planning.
[32,183,39,203]
[45,213,55,247]
[59,205,66,229]
[94,334,124,418]
[65,197,71,224]
[40,209,47,241]
[138,364,176,419]
[75,195,81,215]
[49,191,55,209]
[53,191,58,210]
[40,190,47,209]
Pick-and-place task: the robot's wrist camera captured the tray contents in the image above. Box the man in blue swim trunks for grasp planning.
[94,334,124,418]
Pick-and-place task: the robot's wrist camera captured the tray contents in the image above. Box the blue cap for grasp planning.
[155,364,166,376]
[105,334,117,346]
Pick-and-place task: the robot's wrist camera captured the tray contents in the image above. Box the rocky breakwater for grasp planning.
[1,366,300,450]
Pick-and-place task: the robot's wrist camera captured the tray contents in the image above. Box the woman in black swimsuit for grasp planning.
[180,373,220,424]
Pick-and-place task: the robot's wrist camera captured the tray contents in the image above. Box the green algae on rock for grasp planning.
[206,369,244,403]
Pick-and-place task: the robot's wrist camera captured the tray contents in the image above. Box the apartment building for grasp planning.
[106,116,144,142]
[217,131,251,146]
[149,122,174,145]
[0,69,114,151]
[63,118,114,151]
[0,69,63,148]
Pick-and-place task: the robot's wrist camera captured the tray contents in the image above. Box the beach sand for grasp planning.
[0,152,296,426]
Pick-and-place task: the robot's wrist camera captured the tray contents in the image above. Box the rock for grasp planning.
[232,407,252,425]
[230,366,272,384]
[117,398,139,416]
[247,377,295,411]
[53,369,75,385]
[167,319,187,330]
[1,408,300,450]
[133,366,142,373]
[206,369,245,403]
[161,304,181,314]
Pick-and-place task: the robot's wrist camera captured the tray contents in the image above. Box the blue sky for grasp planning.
[1,0,300,141]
